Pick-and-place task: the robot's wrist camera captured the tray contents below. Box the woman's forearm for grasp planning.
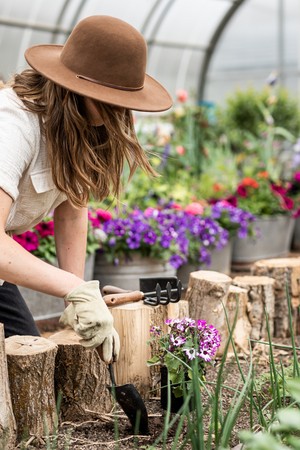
[0,232,84,297]
[54,201,88,279]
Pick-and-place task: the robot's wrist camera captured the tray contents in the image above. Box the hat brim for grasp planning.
[25,45,172,112]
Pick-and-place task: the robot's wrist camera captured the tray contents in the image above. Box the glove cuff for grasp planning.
[64,280,100,302]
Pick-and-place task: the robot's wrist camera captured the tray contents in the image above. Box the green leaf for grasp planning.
[286,378,300,402]
[286,436,300,450]
[146,355,160,365]
[276,407,300,430]
[239,430,289,450]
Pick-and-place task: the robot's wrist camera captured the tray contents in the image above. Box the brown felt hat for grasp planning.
[25,15,172,112]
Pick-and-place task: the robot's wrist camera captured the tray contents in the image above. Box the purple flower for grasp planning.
[126,233,141,249]
[98,207,233,268]
[169,254,187,269]
[143,230,157,245]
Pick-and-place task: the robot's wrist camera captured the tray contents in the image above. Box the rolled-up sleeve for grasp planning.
[0,89,37,201]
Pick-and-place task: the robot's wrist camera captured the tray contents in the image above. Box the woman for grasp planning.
[0,15,172,363]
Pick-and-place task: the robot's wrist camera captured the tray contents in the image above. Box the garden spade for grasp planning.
[107,362,149,435]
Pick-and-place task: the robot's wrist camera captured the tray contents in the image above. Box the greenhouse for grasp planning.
[1,1,300,449]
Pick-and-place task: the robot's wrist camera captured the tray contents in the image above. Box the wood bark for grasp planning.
[252,258,300,337]
[49,329,112,421]
[0,324,16,449]
[110,302,169,398]
[5,335,57,442]
[232,275,275,343]
[167,299,189,320]
[185,270,232,354]
[227,285,252,354]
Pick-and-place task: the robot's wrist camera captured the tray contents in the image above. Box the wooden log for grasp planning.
[0,324,16,449]
[232,275,275,342]
[251,258,300,337]
[110,302,169,398]
[227,285,252,354]
[49,329,112,421]
[167,299,189,320]
[5,335,58,442]
[185,270,232,354]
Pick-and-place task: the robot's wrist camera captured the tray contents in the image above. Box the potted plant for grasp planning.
[228,171,298,265]
[147,317,221,413]
[89,206,230,291]
[166,200,256,283]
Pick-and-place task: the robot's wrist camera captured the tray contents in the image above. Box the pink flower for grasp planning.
[95,209,112,222]
[176,89,188,103]
[184,202,204,215]
[169,202,182,210]
[144,207,158,217]
[89,208,112,228]
[293,208,300,218]
[14,231,39,252]
[35,220,54,238]
[176,145,185,155]
[281,196,294,210]
[237,185,247,197]
[294,172,300,183]
[271,184,288,196]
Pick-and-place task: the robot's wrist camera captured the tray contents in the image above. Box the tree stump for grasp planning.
[185,270,232,354]
[0,324,16,449]
[5,335,58,442]
[110,302,169,398]
[232,276,275,343]
[167,299,189,320]
[49,329,112,421]
[251,258,300,337]
[227,285,252,354]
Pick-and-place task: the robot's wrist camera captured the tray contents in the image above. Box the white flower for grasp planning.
[94,228,107,243]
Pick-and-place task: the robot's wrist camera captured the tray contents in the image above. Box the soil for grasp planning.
[13,333,299,450]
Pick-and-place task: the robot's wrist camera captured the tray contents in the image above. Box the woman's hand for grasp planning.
[59,280,120,362]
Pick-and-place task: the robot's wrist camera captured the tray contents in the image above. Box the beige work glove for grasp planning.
[59,280,120,362]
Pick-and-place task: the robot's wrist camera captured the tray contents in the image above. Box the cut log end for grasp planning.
[189,270,232,283]
[253,258,300,269]
[5,335,57,355]
[233,275,275,287]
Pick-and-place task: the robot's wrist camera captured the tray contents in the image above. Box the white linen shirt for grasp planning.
[0,87,67,235]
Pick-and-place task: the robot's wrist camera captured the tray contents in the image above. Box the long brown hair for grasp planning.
[11,69,157,207]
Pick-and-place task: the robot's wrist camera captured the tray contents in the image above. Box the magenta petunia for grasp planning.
[237,185,247,197]
[35,220,54,238]
[96,209,112,222]
[14,231,39,252]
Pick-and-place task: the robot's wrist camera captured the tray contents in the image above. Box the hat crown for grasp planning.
[60,16,147,91]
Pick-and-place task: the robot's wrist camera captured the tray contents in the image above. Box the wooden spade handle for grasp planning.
[102,285,131,295]
[103,291,144,306]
